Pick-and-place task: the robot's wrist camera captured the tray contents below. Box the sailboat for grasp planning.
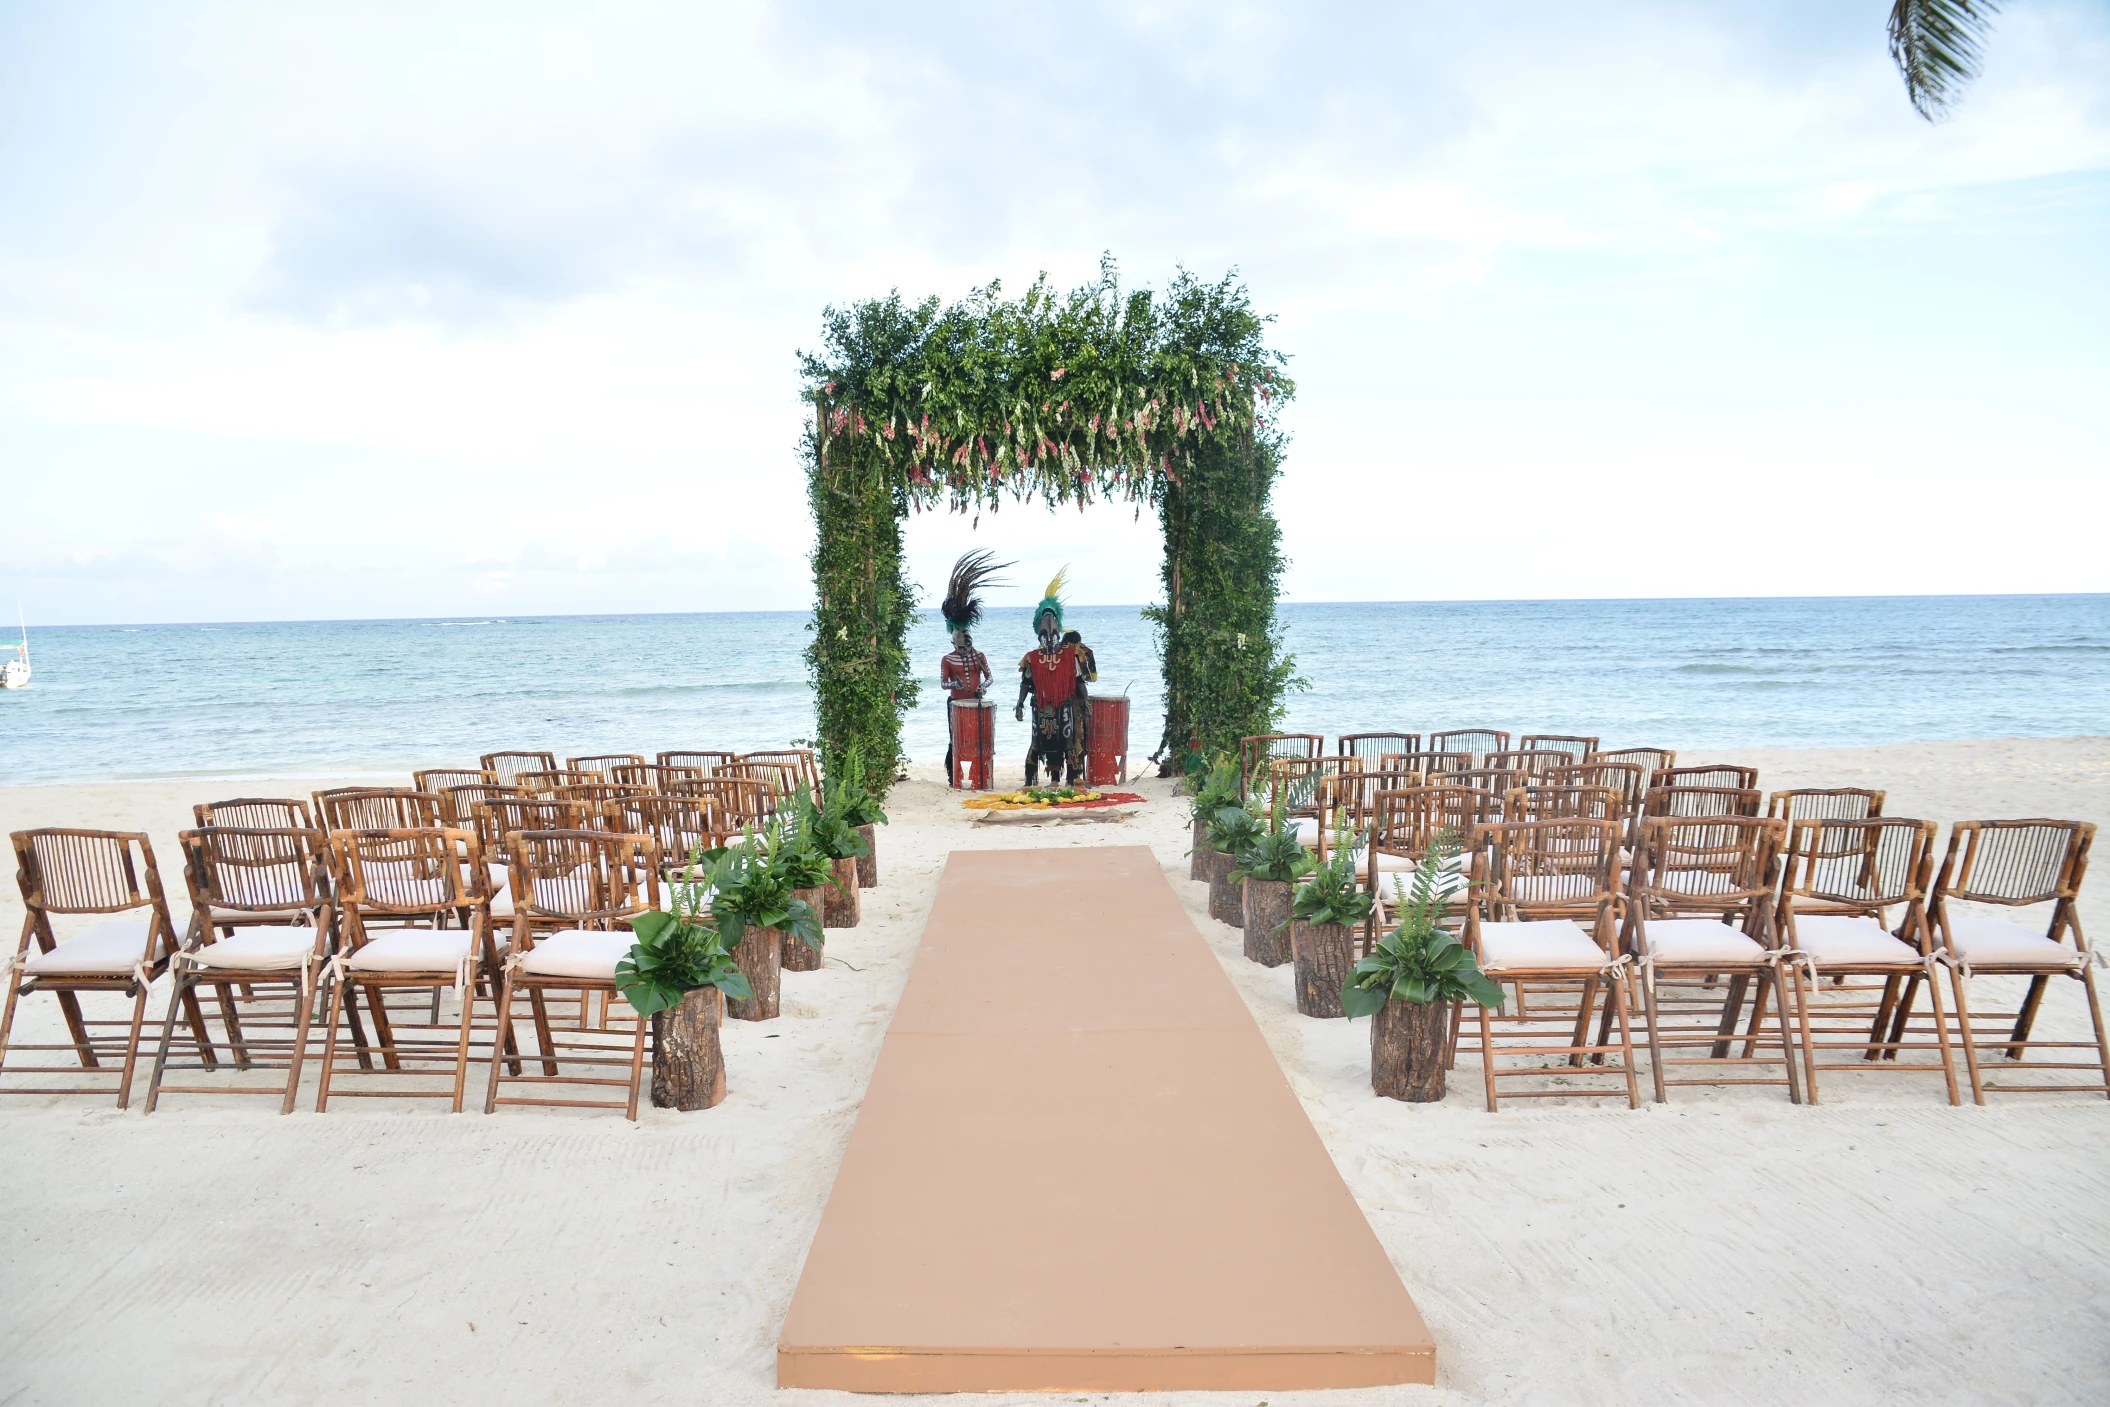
[1,609,29,689]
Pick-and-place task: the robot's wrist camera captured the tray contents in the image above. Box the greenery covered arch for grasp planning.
[800,259,1298,792]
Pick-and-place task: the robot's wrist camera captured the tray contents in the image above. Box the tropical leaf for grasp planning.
[1889,0,2001,121]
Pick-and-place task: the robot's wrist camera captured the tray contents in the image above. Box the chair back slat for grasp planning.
[1473,818,1620,915]
[1547,763,1646,818]
[568,754,645,777]
[1521,733,1599,759]
[439,782,522,828]
[1631,816,1784,916]
[1504,785,1621,823]
[1427,729,1510,766]
[1588,746,1676,778]
[333,828,478,915]
[658,750,736,775]
[1486,749,1573,778]
[1337,732,1419,763]
[1268,756,1363,816]
[1377,750,1471,777]
[315,789,446,833]
[412,768,492,796]
[1766,788,1884,825]
[481,751,558,785]
[1652,763,1758,792]
[1782,817,1935,910]
[507,830,660,929]
[180,827,331,913]
[13,829,154,914]
[194,797,316,830]
[1936,820,2090,908]
[1643,786,1762,820]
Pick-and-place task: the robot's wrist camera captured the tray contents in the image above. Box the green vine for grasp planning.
[799,256,1298,791]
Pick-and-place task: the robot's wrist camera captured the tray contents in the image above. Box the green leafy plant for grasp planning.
[1342,831,1503,1015]
[1230,794,1314,886]
[798,776,873,874]
[1290,814,1375,929]
[1205,801,1264,859]
[826,744,890,828]
[615,851,754,1017]
[706,819,825,954]
[1187,752,1241,824]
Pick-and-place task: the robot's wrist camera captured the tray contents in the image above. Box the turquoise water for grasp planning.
[1,595,2105,784]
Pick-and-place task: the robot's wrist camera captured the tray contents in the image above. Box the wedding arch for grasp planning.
[799,258,1298,789]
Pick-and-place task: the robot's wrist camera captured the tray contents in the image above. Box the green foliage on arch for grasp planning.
[801,259,1299,791]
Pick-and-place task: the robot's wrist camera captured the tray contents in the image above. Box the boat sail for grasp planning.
[1,609,29,689]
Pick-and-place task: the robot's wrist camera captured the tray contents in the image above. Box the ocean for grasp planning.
[2,595,2106,785]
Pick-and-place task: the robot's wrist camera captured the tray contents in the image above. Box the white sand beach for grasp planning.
[1,736,2106,1405]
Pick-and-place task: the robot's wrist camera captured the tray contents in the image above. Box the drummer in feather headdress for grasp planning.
[940,550,1007,789]
[1014,567,1091,786]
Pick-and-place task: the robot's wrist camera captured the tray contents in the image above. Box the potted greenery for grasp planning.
[700,819,824,1017]
[1287,817,1376,1018]
[1230,795,1313,967]
[1342,833,1502,1101]
[1204,801,1264,928]
[615,866,753,1111]
[798,777,872,929]
[830,745,889,888]
[772,799,837,973]
[1187,754,1241,881]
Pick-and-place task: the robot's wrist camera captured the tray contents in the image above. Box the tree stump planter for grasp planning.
[1292,919,1353,1018]
[823,857,862,928]
[728,926,783,1020]
[855,825,878,888]
[651,985,727,1110]
[1206,849,1244,928]
[782,888,826,971]
[1242,878,1293,966]
[1189,816,1208,881]
[1371,998,1452,1102]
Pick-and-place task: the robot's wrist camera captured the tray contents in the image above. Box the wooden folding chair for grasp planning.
[439,781,521,829]
[740,749,820,790]
[1778,817,1958,1104]
[659,750,736,775]
[314,827,497,1112]
[718,761,799,798]
[315,788,446,832]
[145,827,334,1114]
[195,797,315,829]
[1378,750,1472,779]
[1315,769,1424,862]
[1268,756,1364,823]
[1363,786,1488,952]
[607,795,729,876]
[1238,734,1321,800]
[1427,729,1510,766]
[1487,749,1574,778]
[1623,816,1798,1103]
[668,776,777,829]
[3,829,202,1107]
[485,829,662,1119]
[413,768,493,795]
[1459,818,1640,1110]
[1504,785,1621,823]
[1521,733,1599,760]
[1337,732,1420,764]
[1768,788,1885,824]
[1653,763,1758,792]
[1931,820,2105,1102]
[481,751,558,785]
[568,753,645,777]
[1548,763,1647,822]
[1643,786,1763,820]
[610,763,705,794]
[516,769,596,796]
[1588,746,1676,778]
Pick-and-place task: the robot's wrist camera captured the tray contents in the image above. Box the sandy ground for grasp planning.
[1,737,2106,1405]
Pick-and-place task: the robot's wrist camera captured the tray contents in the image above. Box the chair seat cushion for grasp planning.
[1480,920,1608,971]
[1792,914,1921,967]
[346,930,473,972]
[1943,914,2082,968]
[1291,817,1320,848]
[1643,918,1767,965]
[189,925,319,970]
[521,929,635,980]
[23,915,155,975]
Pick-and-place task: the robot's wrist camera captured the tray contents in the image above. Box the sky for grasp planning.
[2,1,2106,626]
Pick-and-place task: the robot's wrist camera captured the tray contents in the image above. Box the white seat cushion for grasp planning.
[346,930,473,973]
[1642,918,1767,966]
[520,929,635,980]
[190,926,319,970]
[22,916,155,975]
[1792,914,1920,967]
[1480,920,1608,971]
[1291,817,1319,847]
[1943,914,2082,968]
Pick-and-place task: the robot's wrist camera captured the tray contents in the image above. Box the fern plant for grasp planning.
[1290,813,1374,929]
[1187,752,1241,823]
[1342,829,1503,1014]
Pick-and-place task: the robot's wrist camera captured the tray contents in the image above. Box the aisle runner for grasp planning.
[777,845,1436,1392]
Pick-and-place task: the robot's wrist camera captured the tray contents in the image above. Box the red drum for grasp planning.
[948,698,996,791]
[1086,694,1130,786]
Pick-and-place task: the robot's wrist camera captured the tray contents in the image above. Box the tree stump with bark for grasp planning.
[651,985,727,1110]
[1189,816,1208,880]
[728,926,783,1019]
[1243,878,1293,966]
[1292,919,1352,1018]
[1371,997,1451,1101]
[823,857,862,928]
[855,825,878,887]
[1206,849,1244,927]
[781,888,825,971]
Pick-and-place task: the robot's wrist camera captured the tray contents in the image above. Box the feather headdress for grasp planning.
[1034,566,1070,632]
[940,550,1011,634]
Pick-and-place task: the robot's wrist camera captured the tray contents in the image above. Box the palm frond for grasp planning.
[1889,0,2001,122]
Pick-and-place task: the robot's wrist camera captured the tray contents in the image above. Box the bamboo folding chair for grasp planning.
[1337,732,1420,764]
[1363,786,1490,951]
[607,795,728,875]
[1427,729,1510,766]
[481,751,558,786]
[516,769,596,796]
[315,827,497,1112]
[1268,756,1364,819]
[1768,788,1885,825]
[485,829,662,1119]
[3,829,203,1106]
[668,775,778,829]
[659,750,736,775]
[1316,769,1425,861]
[568,754,644,777]
[740,749,820,789]
[1777,817,1957,1104]
[413,768,493,796]
[1643,786,1763,821]
[555,782,645,809]
[195,797,315,830]
[1622,816,1799,1103]
[1930,820,2105,1102]
[144,827,334,1114]
[1590,746,1676,779]
[315,788,446,832]
[1653,763,1758,792]
[1521,733,1599,760]
[470,798,590,917]
[717,760,797,796]
[1487,749,1574,779]
[1547,762,1647,823]
[439,782,521,829]
[1378,750,1472,778]
[1238,734,1322,799]
[1503,785,1622,823]
[610,763,705,794]
[1459,819,1640,1110]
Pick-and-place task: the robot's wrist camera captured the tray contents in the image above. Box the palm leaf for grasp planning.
[1889,0,2001,121]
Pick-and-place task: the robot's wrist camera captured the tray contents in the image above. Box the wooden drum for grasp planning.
[948,698,996,791]
[1086,694,1130,786]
